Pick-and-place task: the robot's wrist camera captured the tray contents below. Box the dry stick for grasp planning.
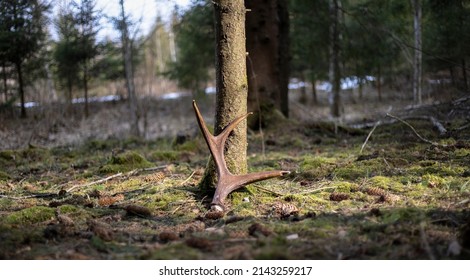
[429,116,447,136]
[252,185,284,196]
[300,185,337,195]
[457,122,470,131]
[0,193,57,200]
[66,172,123,193]
[66,165,168,193]
[360,120,381,154]
[386,113,441,146]
[180,170,196,186]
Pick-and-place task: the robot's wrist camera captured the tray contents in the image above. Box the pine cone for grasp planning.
[329,192,350,201]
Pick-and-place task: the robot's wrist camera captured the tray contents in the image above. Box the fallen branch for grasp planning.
[66,172,124,193]
[386,113,444,147]
[66,165,168,193]
[428,116,447,136]
[0,192,58,200]
[180,170,196,186]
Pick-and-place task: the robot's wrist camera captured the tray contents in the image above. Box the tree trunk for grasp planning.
[199,0,248,189]
[278,0,289,117]
[246,0,289,127]
[310,71,317,105]
[377,63,382,101]
[299,71,307,104]
[83,62,89,118]
[119,0,140,137]
[328,0,341,118]
[462,59,468,91]
[412,0,422,104]
[2,61,7,103]
[15,61,26,118]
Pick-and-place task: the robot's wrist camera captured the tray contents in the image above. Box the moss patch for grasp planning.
[3,206,56,226]
[99,151,153,173]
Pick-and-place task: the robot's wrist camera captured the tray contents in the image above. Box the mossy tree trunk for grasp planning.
[199,0,248,189]
[246,0,289,127]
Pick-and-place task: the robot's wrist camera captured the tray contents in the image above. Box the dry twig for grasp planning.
[386,113,444,146]
[66,165,167,193]
[360,120,381,154]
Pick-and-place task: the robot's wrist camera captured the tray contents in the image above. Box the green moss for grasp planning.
[299,156,336,179]
[380,208,425,224]
[3,206,55,226]
[20,147,50,161]
[0,170,11,181]
[85,139,119,151]
[332,181,358,192]
[0,198,14,211]
[369,176,403,192]
[58,204,80,214]
[421,174,447,188]
[149,150,180,162]
[143,190,189,212]
[0,150,17,161]
[173,138,204,153]
[99,151,153,173]
[410,164,465,176]
[454,148,470,157]
[334,158,385,180]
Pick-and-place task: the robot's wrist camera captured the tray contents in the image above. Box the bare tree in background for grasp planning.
[119,0,140,137]
[411,0,422,104]
[328,0,342,118]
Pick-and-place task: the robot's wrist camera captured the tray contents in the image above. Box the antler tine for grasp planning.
[216,111,253,146]
[211,170,290,208]
[192,100,225,173]
[192,100,290,215]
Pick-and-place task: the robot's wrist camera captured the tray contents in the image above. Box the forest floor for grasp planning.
[1,87,470,259]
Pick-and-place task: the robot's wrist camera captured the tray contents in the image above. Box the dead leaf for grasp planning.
[57,214,74,227]
[98,194,124,206]
[88,220,113,241]
[185,237,212,251]
[273,202,299,217]
[158,231,179,243]
[248,223,272,237]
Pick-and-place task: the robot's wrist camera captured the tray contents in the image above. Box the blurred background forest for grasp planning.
[0,0,469,148]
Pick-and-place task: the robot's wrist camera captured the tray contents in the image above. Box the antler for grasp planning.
[193,100,290,213]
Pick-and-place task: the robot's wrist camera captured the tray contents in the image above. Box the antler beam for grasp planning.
[193,100,290,213]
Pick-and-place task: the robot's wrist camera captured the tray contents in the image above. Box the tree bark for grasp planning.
[278,0,289,117]
[119,0,140,137]
[83,62,89,118]
[199,0,248,189]
[15,61,26,118]
[328,0,341,118]
[246,0,289,126]
[462,59,468,91]
[377,63,382,101]
[412,0,422,104]
[2,61,7,103]
[310,72,318,105]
